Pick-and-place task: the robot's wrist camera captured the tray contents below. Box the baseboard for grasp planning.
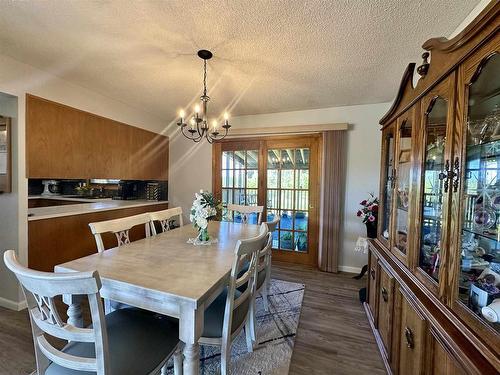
[0,296,27,311]
[338,265,363,274]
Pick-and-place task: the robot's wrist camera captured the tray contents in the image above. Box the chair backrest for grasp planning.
[227,204,264,224]
[88,212,151,253]
[222,227,270,344]
[256,223,273,276]
[3,250,110,374]
[263,215,280,232]
[149,207,184,235]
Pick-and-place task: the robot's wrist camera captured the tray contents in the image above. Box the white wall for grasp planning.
[0,93,22,308]
[169,102,391,273]
[0,53,167,309]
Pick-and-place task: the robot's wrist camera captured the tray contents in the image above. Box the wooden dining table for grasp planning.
[54,221,261,375]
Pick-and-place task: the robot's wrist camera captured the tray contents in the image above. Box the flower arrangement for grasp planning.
[189,190,222,243]
[357,193,379,224]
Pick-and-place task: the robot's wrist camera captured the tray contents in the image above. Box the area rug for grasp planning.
[166,279,305,375]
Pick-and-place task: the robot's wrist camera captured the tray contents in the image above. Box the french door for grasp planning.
[213,135,320,265]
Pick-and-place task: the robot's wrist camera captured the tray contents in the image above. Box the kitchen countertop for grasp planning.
[28,195,168,221]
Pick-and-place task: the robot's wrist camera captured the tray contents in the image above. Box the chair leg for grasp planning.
[245,321,254,353]
[249,300,257,343]
[173,347,183,375]
[221,342,230,375]
[262,286,269,312]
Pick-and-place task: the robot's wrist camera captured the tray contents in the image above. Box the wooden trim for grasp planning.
[422,1,500,53]
[380,63,417,126]
[380,3,499,127]
[226,123,348,137]
[0,117,12,193]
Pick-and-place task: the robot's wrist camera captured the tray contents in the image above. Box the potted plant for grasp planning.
[357,193,379,238]
[295,232,307,251]
[280,231,293,249]
[189,190,222,243]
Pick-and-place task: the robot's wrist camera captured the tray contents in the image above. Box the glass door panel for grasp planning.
[419,97,449,283]
[221,149,259,224]
[380,125,395,245]
[266,147,310,253]
[393,114,414,258]
[458,52,500,333]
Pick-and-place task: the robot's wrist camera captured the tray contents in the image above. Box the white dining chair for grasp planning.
[227,204,264,224]
[199,227,269,375]
[88,213,152,312]
[149,207,184,235]
[88,212,152,253]
[3,250,183,375]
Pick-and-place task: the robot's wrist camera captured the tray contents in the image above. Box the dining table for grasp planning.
[54,221,262,375]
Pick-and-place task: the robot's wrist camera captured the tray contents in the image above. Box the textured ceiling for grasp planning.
[0,0,479,120]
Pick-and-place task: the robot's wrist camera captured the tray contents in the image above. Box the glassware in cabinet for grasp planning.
[379,124,395,247]
[457,51,500,334]
[392,110,415,264]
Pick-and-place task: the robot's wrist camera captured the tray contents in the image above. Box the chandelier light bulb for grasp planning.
[179,109,185,118]
[212,120,218,129]
[194,104,200,115]
[224,112,229,120]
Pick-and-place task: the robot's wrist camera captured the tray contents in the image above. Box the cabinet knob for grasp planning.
[370,268,376,280]
[381,287,388,302]
[404,327,415,349]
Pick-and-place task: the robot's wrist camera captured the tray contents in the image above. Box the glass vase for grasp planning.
[198,227,210,242]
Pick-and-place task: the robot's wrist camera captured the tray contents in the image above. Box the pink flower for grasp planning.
[368,215,376,222]
[371,205,378,213]
[356,210,362,217]
[360,200,367,206]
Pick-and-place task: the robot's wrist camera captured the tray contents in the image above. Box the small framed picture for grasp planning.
[470,284,490,310]
[399,149,411,163]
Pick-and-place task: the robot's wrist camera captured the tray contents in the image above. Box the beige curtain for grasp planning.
[318,130,347,273]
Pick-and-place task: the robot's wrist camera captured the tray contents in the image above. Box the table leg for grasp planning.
[63,294,83,328]
[179,302,204,375]
[183,343,199,375]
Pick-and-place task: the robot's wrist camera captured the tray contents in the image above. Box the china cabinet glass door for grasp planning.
[415,77,455,293]
[379,124,395,247]
[455,47,500,340]
[392,110,415,265]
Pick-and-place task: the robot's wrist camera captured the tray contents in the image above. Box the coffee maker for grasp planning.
[114,181,138,200]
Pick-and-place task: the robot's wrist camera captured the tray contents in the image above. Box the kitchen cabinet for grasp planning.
[366,3,500,374]
[26,95,169,180]
[28,202,168,271]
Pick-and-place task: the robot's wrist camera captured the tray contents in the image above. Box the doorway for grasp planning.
[213,135,320,265]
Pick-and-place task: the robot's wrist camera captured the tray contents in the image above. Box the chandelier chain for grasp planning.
[203,59,207,97]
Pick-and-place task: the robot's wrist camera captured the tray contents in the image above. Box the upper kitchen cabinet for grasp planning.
[26,95,168,180]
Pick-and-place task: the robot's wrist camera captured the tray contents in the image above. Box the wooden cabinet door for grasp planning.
[450,35,500,355]
[412,74,456,300]
[379,123,396,248]
[378,263,395,357]
[427,328,467,375]
[367,249,380,323]
[391,106,419,266]
[398,288,426,375]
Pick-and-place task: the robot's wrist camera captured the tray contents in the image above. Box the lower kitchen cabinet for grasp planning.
[367,250,380,323]
[28,203,168,271]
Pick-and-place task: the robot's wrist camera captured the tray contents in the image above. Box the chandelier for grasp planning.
[177,50,231,143]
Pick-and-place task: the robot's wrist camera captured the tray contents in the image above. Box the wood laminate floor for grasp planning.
[0,262,385,375]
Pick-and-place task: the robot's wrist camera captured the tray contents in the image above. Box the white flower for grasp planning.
[196,217,208,229]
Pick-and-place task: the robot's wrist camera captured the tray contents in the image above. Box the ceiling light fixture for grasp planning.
[177,50,231,143]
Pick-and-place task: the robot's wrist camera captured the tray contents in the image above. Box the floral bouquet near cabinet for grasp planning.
[357,193,379,238]
[189,190,222,244]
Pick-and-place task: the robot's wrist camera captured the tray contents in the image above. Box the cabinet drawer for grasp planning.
[367,249,379,323]
[398,288,426,375]
[378,264,395,356]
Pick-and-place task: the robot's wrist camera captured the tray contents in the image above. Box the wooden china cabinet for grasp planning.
[365,3,500,374]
